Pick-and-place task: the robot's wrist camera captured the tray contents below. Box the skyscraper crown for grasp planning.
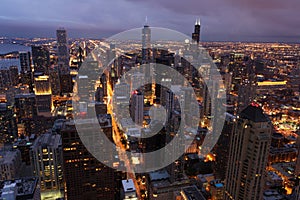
[240,105,269,122]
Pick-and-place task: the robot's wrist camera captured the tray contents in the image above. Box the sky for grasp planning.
[0,0,299,42]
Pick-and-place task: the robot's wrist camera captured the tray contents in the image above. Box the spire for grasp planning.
[195,18,201,26]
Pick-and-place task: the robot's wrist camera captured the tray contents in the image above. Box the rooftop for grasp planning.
[149,169,170,182]
[181,185,206,200]
[122,179,136,193]
[240,105,269,122]
[0,177,38,198]
[31,133,61,150]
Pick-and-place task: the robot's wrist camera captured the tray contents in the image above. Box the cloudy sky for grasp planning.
[0,0,299,42]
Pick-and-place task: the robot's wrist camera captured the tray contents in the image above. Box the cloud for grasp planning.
[0,0,299,42]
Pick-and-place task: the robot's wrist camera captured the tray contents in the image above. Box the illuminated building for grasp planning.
[60,120,116,200]
[192,18,201,44]
[225,105,272,200]
[34,74,52,115]
[256,80,287,94]
[31,45,50,74]
[34,74,51,95]
[31,133,63,192]
[0,150,22,181]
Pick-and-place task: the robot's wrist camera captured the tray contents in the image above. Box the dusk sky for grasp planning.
[1,0,299,42]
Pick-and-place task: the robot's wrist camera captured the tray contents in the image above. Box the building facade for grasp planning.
[225,105,272,200]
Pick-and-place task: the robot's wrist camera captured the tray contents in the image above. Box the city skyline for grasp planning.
[0,13,299,199]
[0,0,300,42]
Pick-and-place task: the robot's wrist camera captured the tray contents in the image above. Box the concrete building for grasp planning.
[225,105,272,200]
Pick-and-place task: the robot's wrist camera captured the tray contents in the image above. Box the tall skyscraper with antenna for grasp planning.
[192,18,201,44]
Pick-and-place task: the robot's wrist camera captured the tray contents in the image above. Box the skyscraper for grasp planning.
[14,93,37,122]
[34,74,52,115]
[31,45,50,74]
[20,51,34,92]
[19,51,32,74]
[192,18,201,44]
[130,90,144,126]
[56,28,72,94]
[60,120,116,200]
[142,21,151,64]
[56,28,69,72]
[31,133,63,192]
[225,105,272,200]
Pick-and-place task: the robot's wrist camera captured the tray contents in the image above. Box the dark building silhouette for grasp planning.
[56,28,69,72]
[192,19,201,44]
[61,120,116,200]
[14,93,37,123]
[31,46,50,74]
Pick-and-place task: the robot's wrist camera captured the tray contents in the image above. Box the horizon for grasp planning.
[1,27,299,44]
